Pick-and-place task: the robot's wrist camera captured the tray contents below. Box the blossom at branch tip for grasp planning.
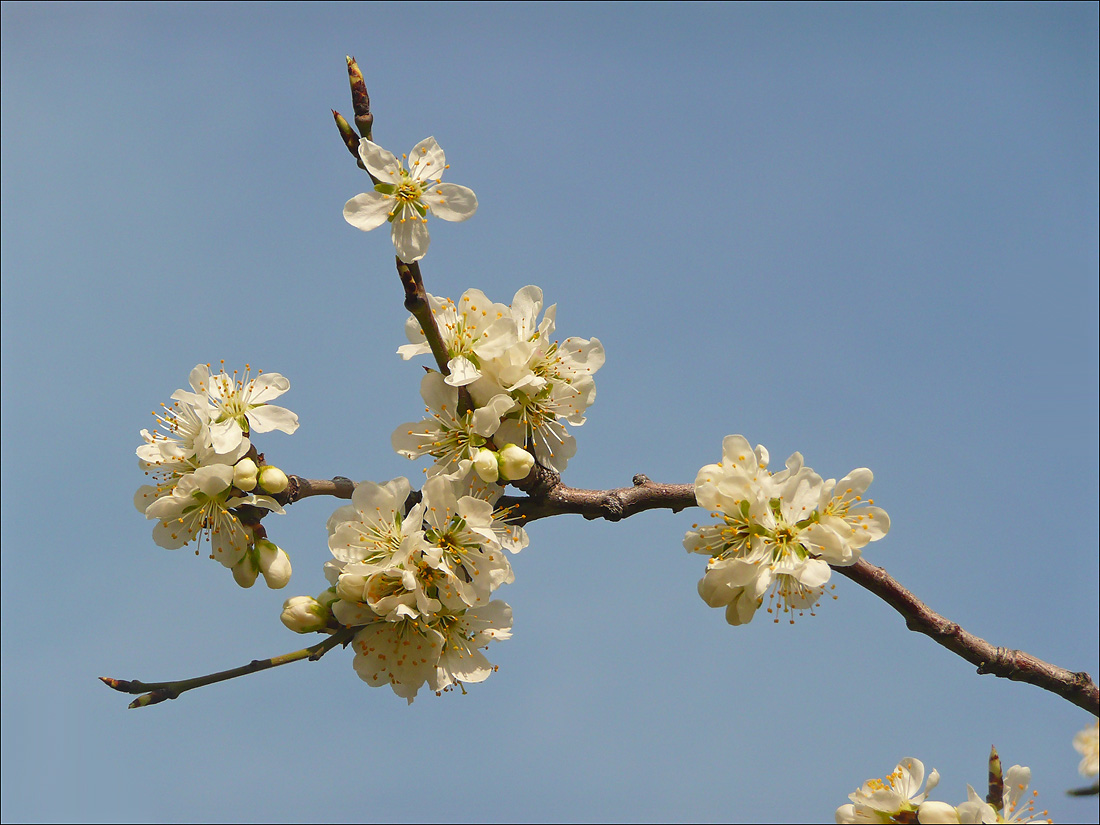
[1074,719,1099,777]
[685,435,889,626]
[343,136,477,262]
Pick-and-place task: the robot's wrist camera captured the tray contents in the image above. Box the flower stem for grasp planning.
[100,627,356,709]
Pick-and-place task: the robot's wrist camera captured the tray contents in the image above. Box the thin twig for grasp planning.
[100,628,355,708]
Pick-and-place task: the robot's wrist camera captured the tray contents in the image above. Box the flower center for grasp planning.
[396,174,424,203]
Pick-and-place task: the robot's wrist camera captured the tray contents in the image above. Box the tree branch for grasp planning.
[834,560,1099,715]
[499,474,696,522]
[284,475,1098,715]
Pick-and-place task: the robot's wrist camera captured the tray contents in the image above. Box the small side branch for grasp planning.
[835,560,1099,715]
[101,628,355,708]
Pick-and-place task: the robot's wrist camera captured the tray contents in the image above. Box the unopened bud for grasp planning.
[336,572,368,604]
[280,595,328,633]
[232,552,260,588]
[498,443,535,481]
[473,448,500,483]
[234,458,259,491]
[257,465,289,494]
[257,539,292,589]
[916,801,960,824]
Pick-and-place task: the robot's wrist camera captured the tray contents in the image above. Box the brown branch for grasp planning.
[835,560,1099,715]
[499,474,696,522]
[283,475,356,503]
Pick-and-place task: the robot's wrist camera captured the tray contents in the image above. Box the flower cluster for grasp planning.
[281,474,522,702]
[393,285,604,477]
[684,435,889,625]
[343,136,477,263]
[134,363,298,587]
[836,756,1050,824]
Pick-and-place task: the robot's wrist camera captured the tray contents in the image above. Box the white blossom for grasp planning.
[143,464,282,568]
[343,136,477,263]
[397,289,512,386]
[327,477,423,565]
[835,757,940,823]
[1074,719,1099,777]
[686,435,889,625]
[395,285,604,475]
[172,363,298,455]
[391,371,514,479]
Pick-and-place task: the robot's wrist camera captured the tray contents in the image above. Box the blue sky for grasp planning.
[2,2,1097,822]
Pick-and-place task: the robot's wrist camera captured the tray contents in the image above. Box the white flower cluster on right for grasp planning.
[836,756,1051,824]
[281,474,523,703]
[392,285,604,477]
[684,435,890,625]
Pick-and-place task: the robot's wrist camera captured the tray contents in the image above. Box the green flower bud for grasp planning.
[473,448,500,483]
[233,457,259,492]
[498,443,535,481]
[257,539,292,589]
[257,465,289,494]
[231,552,260,588]
[280,596,328,634]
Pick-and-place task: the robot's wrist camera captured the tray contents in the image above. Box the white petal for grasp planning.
[356,139,402,182]
[424,182,478,222]
[247,373,290,403]
[344,192,394,231]
[443,356,482,387]
[408,136,446,182]
[247,404,299,434]
[392,215,430,262]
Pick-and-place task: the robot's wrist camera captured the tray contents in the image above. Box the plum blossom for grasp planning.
[395,285,603,476]
[1074,719,1099,777]
[142,464,283,568]
[685,435,889,625]
[343,136,477,262]
[135,363,298,585]
[172,363,298,455]
[835,757,940,823]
